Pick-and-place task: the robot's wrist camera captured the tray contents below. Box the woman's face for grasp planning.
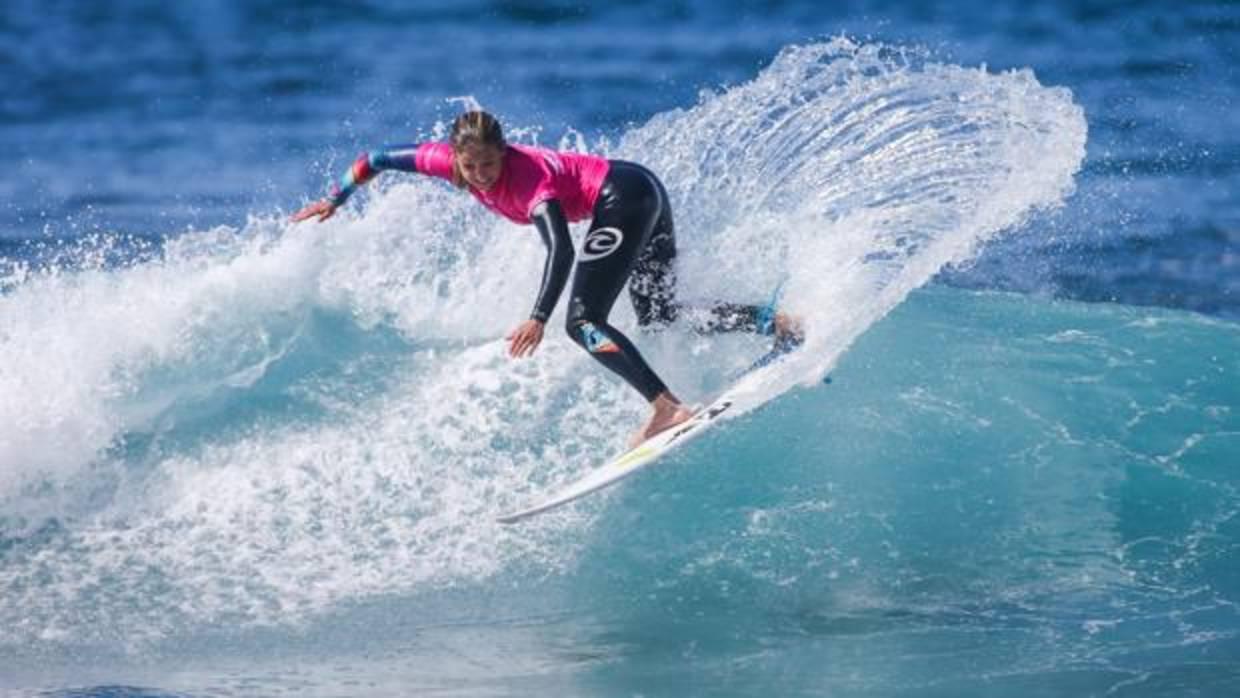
[457,144,505,191]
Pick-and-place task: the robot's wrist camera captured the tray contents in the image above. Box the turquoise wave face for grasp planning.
[3,288,1237,697]
[573,287,1239,665]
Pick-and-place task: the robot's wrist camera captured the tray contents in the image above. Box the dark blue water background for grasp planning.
[2,0,1237,316]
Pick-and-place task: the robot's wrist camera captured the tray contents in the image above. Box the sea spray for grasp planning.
[0,39,1086,653]
[618,37,1086,397]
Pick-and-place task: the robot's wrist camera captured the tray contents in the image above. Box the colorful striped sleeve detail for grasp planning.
[328,144,422,206]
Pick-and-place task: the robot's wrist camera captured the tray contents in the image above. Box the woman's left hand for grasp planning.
[506,318,545,358]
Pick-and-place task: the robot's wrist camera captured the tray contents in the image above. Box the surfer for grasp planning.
[292,111,800,445]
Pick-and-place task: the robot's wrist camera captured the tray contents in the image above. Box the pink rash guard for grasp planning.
[414,142,611,224]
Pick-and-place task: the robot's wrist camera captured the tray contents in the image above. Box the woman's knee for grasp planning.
[565,303,599,347]
[566,316,623,356]
[564,316,586,345]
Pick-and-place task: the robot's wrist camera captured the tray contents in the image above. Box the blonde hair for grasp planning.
[449,111,506,188]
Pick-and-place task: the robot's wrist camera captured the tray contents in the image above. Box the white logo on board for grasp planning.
[580,227,624,261]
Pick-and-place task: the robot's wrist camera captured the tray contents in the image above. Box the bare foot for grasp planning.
[773,311,804,343]
[629,393,696,448]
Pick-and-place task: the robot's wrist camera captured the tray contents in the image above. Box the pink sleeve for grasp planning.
[517,147,559,219]
[415,143,455,182]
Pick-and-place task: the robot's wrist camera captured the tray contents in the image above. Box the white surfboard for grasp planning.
[497,304,806,525]
[496,391,740,524]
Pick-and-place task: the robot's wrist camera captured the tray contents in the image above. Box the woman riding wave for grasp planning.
[293,111,799,445]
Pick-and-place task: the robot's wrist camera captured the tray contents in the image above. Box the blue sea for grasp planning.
[2,1,1238,696]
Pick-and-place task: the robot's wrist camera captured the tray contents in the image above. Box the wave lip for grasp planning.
[620,37,1087,398]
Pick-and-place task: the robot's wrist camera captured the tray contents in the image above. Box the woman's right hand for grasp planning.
[291,199,337,223]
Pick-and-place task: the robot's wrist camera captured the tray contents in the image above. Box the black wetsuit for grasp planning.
[532,161,774,401]
[325,147,778,403]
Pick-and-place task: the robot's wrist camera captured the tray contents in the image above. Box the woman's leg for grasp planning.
[628,196,680,328]
[628,177,793,339]
[565,164,671,402]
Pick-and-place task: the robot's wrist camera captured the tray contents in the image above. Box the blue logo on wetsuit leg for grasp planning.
[578,322,620,353]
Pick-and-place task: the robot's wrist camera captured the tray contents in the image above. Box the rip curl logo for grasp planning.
[578,322,620,353]
[580,227,624,261]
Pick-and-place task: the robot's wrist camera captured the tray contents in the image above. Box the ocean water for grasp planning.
[1,1,1237,696]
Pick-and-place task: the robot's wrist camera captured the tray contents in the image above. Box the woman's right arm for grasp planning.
[292,144,422,222]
